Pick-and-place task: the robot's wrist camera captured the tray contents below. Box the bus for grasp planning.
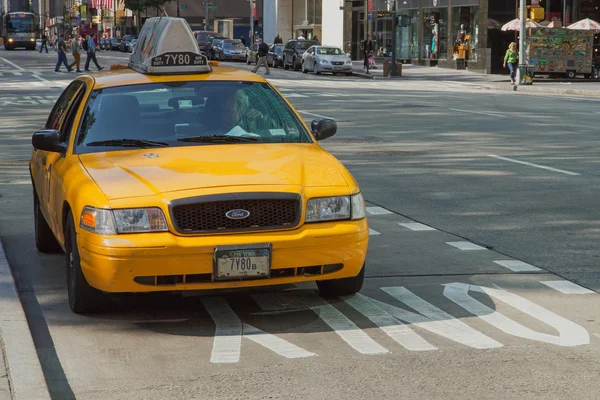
[2,12,37,50]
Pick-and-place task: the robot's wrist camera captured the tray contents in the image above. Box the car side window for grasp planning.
[45,81,84,131]
[59,86,86,144]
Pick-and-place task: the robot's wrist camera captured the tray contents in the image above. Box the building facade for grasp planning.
[263,0,600,74]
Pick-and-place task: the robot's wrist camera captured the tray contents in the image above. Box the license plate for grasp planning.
[334,66,342,70]
[214,244,271,280]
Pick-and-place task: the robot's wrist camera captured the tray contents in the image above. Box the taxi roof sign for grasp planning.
[129,17,211,75]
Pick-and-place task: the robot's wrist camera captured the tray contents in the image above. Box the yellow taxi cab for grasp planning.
[29,17,369,314]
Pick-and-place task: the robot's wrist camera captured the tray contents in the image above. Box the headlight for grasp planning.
[30,38,35,42]
[305,193,366,222]
[320,59,331,64]
[80,206,168,234]
[345,60,352,64]
[8,39,13,42]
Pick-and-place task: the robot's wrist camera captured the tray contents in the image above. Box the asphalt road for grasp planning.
[1,49,600,399]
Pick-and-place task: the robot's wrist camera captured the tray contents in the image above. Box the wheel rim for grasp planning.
[314,63,318,74]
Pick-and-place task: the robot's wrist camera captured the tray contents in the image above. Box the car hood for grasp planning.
[79,144,349,200]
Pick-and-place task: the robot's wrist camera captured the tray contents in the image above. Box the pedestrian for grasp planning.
[55,34,73,73]
[251,38,270,75]
[274,34,282,44]
[40,33,48,53]
[53,35,58,51]
[84,33,104,72]
[503,42,518,85]
[362,34,372,74]
[240,35,246,46]
[69,35,82,73]
[313,35,320,44]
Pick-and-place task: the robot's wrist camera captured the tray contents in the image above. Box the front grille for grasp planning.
[170,193,301,234]
[332,61,344,65]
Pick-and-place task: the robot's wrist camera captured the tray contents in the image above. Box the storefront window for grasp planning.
[373,11,392,56]
[451,6,479,61]
[307,0,322,25]
[423,8,448,60]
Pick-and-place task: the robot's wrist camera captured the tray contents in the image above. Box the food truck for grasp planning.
[526,27,594,78]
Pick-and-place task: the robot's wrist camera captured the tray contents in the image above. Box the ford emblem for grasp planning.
[225,209,250,220]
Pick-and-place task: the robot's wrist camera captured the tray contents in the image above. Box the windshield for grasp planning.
[224,40,244,49]
[317,47,344,56]
[296,41,317,50]
[196,33,210,41]
[274,45,284,54]
[5,14,35,33]
[75,81,312,153]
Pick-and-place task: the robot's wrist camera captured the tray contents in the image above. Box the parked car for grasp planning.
[217,39,246,61]
[246,43,259,65]
[108,38,121,50]
[195,31,227,57]
[210,39,225,60]
[120,35,137,52]
[267,44,285,68]
[99,38,110,50]
[302,45,353,76]
[126,38,137,53]
[283,39,319,71]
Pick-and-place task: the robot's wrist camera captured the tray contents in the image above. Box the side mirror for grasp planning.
[32,130,66,153]
[311,119,337,141]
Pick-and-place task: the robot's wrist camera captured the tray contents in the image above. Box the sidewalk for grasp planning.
[352,60,600,98]
[0,242,51,400]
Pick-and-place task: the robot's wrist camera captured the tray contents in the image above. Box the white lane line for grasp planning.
[242,323,316,359]
[0,57,49,82]
[298,110,335,120]
[344,294,437,351]
[297,291,389,355]
[0,72,4,76]
[540,281,595,295]
[368,228,381,236]
[366,206,393,215]
[275,292,307,310]
[201,297,242,363]
[494,260,541,272]
[12,72,22,76]
[488,155,580,176]
[446,241,487,251]
[285,93,309,98]
[251,293,287,311]
[449,108,506,118]
[399,222,436,231]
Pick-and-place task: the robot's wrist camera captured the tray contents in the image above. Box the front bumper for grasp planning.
[320,64,353,72]
[6,40,35,48]
[78,219,369,293]
[221,53,245,60]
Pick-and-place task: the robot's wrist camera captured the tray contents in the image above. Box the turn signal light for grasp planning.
[81,210,96,228]
[208,60,220,67]
[110,63,129,70]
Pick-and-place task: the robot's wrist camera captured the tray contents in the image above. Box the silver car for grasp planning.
[302,46,353,76]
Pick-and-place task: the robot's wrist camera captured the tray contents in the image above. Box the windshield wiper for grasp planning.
[177,135,258,143]
[86,139,169,148]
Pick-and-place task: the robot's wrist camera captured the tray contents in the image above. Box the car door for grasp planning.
[34,80,85,232]
[306,47,315,65]
[284,41,294,65]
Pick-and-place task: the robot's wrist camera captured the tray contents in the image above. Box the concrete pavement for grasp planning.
[1,49,600,399]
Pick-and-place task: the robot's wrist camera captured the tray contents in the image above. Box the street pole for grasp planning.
[517,0,526,85]
[204,1,209,30]
[176,0,179,17]
[250,0,254,43]
[390,0,398,76]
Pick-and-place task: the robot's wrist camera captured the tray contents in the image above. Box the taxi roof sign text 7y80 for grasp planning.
[129,16,212,75]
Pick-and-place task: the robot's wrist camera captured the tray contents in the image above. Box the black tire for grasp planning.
[65,210,106,314]
[566,70,576,79]
[313,62,320,75]
[317,264,365,297]
[293,57,300,71]
[33,191,62,253]
[345,72,353,76]
[284,61,289,70]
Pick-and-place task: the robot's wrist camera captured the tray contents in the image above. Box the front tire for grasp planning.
[33,191,62,253]
[317,264,365,297]
[313,62,320,75]
[246,56,250,65]
[65,210,106,314]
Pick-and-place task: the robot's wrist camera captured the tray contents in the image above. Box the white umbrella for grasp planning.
[567,18,600,32]
[501,18,542,31]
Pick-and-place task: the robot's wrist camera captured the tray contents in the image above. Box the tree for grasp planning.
[123,0,172,32]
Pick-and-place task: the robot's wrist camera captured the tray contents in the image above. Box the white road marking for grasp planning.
[298,110,335,120]
[444,283,590,347]
[0,72,3,77]
[366,206,393,215]
[12,72,21,76]
[297,291,389,355]
[368,228,381,236]
[540,280,595,295]
[0,57,49,83]
[242,324,316,359]
[285,93,308,98]
[378,287,502,349]
[446,241,487,251]
[449,108,506,117]
[399,222,436,231]
[494,260,541,272]
[252,293,287,311]
[488,154,580,176]
[344,294,437,351]
[201,297,242,363]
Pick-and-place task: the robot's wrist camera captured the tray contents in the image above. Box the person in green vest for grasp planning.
[503,42,519,85]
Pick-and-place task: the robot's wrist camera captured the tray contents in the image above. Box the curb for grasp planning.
[0,242,51,400]
[475,82,600,98]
